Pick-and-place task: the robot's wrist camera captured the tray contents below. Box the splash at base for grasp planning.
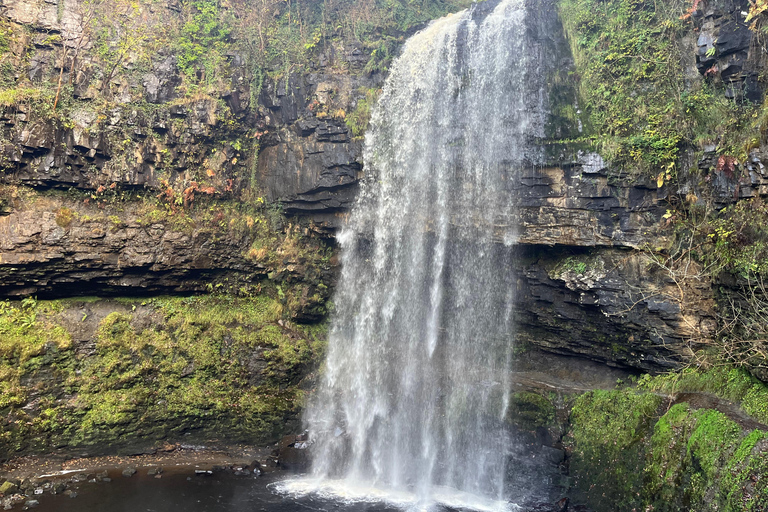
[274,478,521,512]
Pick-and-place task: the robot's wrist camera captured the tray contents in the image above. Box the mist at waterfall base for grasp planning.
[279,0,555,510]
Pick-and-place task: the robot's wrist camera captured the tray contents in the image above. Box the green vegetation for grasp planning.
[547,253,604,280]
[176,0,232,82]
[558,0,747,179]
[346,87,381,138]
[558,0,768,385]
[688,198,768,278]
[568,389,768,511]
[568,390,662,509]
[0,295,327,457]
[507,391,556,430]
[638,366,768,425]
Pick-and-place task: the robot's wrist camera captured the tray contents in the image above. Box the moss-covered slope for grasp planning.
[0,295,326,460]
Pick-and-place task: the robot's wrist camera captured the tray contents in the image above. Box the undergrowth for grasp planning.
[569,388,768,511]
[558,0,749,179]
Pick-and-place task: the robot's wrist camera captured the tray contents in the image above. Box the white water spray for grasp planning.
[287,0,547,508]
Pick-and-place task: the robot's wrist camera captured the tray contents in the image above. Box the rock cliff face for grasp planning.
[2,0,764,377]
[692,0,766,102]
[2,0,768,465]
[0,194,265,297]
[256,71,382,230]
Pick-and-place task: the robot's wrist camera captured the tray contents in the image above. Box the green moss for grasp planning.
[723,433,768,511]
[508,391,556,430]
[568,390,662,510]
[0,299,72,364]
[569,386,768,511]
[638,367,768,425]
[558,0,747,177]
[0,295,326,458]
[686,409,742,505]
[643,403,696,510]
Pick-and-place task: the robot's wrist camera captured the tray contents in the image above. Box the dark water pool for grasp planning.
[31,470,399,512]
[24,461,568,512]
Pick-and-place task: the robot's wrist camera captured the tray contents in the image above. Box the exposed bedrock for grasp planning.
[3,0,768,377]
[0,197,264,297]
[514,245,715,372]
[256,72,382,230]
[0,192,333,324]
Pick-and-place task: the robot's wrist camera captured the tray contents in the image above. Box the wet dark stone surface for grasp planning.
[21,469,578,512]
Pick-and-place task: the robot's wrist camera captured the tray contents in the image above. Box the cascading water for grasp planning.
[284,0,547,509]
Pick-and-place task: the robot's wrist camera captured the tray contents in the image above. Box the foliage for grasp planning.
[558,0,747,177]
[694,198,768,278]
[346,87,381,138]
[176,0,232,82]
[568,388,768,511]
[91,0,155,92]
[637,366,768,425]
[655,196,768,377]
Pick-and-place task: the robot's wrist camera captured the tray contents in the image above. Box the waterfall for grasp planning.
[294,0,547,508]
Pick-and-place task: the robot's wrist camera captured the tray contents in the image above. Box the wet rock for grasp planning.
[514,246,715,372]
[277,433,311,470]
[121,468,137,477]
[146,467,163,476]
[51,483,67,495]
[143,56,181,104]
[540,445,566,466]
[232,466,250,476]
[257,72,383,231]
[0,197,272,298]
[23,500,39,508]
[0,481,17,495]
[692,0,763,102]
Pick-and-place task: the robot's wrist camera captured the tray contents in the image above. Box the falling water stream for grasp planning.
[280,0,548,509]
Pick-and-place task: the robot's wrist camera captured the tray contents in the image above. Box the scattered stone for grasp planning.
[23,500,39,508]
[194,470,213,476]
[147,467,163,476]
[52,483,67,495]
[121,468,137,478]
[277,434,311,470]
[33,488,43,495]
[96,470,109,479]
[0,482,18,495]
[102,478,112,483]
[233,467,250,476]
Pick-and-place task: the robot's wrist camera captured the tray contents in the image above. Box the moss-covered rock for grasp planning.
[0,295,326,460]
[508,391,557,431]
[566,386,768,512]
